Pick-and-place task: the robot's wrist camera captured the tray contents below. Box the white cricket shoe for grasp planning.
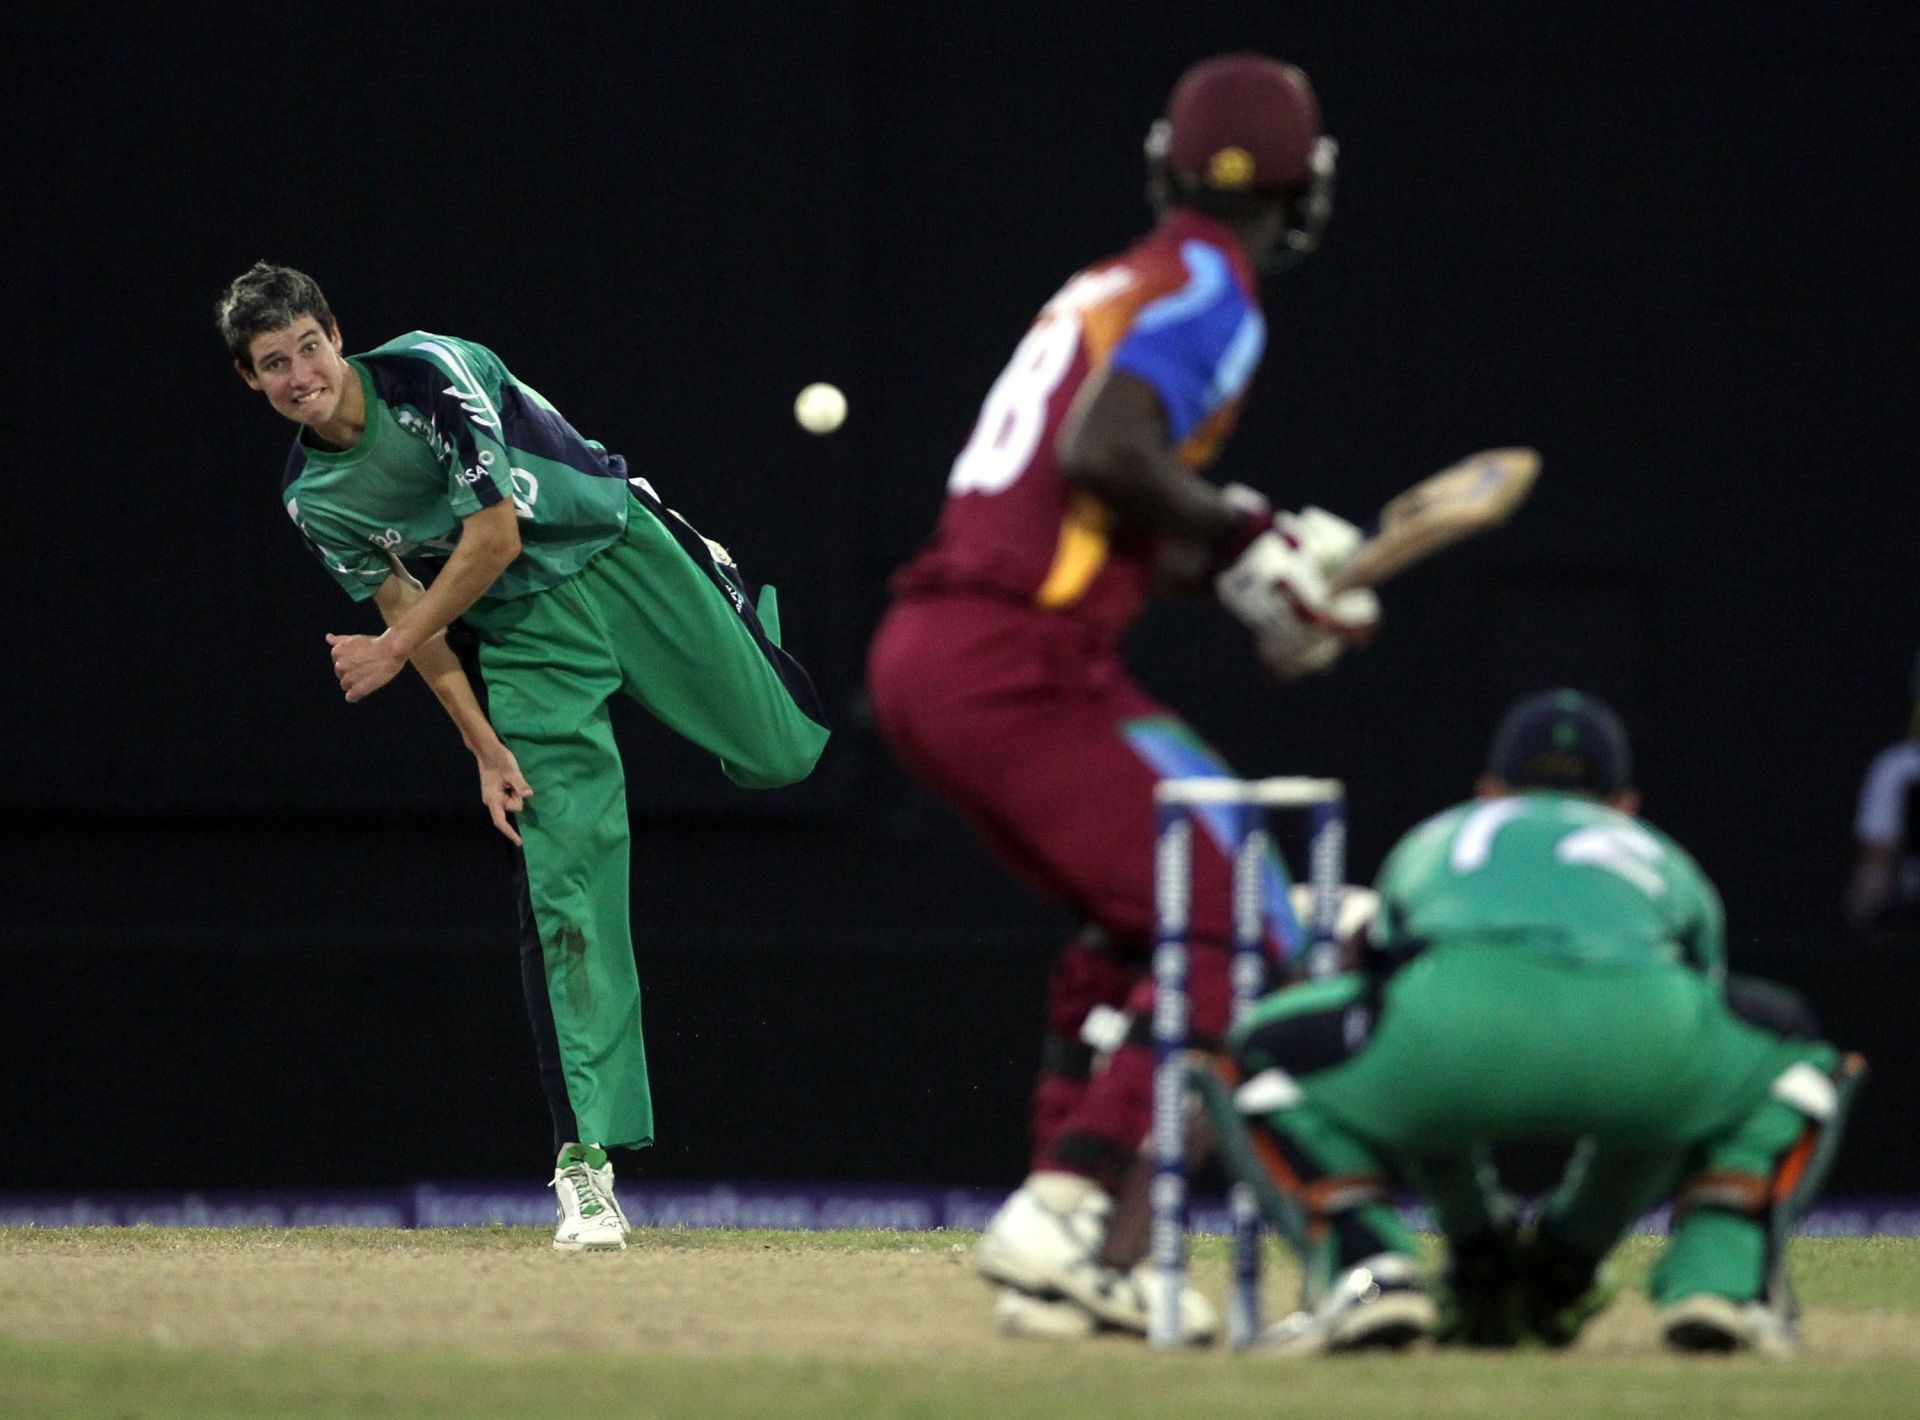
[550,1142,629,1253]
[992,1287,1098,1339]
[1255,1253,1436,1356]
[975,1173,1217,1344]
[1660,1293,1799,1358]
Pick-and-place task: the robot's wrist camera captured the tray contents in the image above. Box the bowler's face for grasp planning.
[242,320,351,429]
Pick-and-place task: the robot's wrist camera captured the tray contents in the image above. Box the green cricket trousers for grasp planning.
[1220,946,1841,1304]
[464,489,830,1150]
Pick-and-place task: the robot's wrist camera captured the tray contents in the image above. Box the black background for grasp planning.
[3,4,1913,1195]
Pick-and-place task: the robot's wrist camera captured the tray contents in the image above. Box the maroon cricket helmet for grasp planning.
[1154,53,1325,194]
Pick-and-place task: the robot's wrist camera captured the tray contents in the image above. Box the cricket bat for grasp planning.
[1328,447,1540,593]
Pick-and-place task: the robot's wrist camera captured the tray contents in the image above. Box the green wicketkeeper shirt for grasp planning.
[279,332,631,604]
[1372,791,1726,976]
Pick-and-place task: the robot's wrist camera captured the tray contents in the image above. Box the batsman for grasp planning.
[868,51,1540,1343]
[1202,690,1861,1356]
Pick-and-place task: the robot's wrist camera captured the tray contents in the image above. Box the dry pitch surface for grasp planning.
[2,1228,1917,1419]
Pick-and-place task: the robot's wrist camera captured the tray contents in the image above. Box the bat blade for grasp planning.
[1330,447,1540,592]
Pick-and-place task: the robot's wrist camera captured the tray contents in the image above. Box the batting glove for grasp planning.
[1215,506,1380,680]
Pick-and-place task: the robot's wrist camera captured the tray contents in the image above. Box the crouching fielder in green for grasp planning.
[219,264,829,1251]
[1203,690,1860,1356]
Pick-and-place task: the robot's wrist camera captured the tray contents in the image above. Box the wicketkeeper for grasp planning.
[1201,690,1860,1356]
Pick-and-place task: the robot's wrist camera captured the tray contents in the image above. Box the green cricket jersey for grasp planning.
[1372,792,1725,976]
[279,332,631,603]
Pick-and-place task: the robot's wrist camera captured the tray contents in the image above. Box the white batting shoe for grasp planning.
[992,1275,1216,1344]
[992,1287,1098,1339]
[1660,1293,1799,1358]
[550,1143,629,1253]
[1110,1260,1219,1344]
[975,1174,1217,1344]
[975,1174,1110,1293]
[1255,1253,1435,1356]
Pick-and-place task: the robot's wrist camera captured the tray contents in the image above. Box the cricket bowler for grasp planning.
[219,264,830,1250]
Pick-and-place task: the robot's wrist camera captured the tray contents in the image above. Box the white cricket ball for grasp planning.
[793,382,847,435]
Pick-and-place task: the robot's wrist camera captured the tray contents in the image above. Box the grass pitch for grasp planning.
[1,1228,1916,1419]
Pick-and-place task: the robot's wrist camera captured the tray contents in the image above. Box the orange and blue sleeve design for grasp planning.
[1032,238,1265,610]
[1107,238,1266,461]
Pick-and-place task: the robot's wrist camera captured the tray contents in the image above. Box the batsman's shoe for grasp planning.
[975,1176,1216,1343]
[1660,1294,1799,1359]
[992,1287,1098,1340]
[992,1277,1217,1344]
[991,1263,1217,1344]
[1114,1261,1219,1344]
[974,1174,1110,1297]
[1255,1253,1436,1357]
[550,1143,629,1253]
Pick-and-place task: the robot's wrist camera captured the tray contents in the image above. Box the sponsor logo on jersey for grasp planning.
[461,448,499,487]
[510,468,539,518]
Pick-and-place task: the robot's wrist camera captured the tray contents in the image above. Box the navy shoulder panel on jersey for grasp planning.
[358,350,447,412]
[359,351,625,482]
[496,386,627,481]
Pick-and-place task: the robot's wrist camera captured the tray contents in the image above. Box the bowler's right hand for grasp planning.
[476,743,534,845]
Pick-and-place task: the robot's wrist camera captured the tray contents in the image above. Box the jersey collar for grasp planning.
[1155,209,1260,294]
[295,361,380,465]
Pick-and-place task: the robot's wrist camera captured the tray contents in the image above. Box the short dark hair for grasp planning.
[217,262,336,369]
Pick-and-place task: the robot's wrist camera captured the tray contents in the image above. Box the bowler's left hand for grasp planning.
[326,632,406,702]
